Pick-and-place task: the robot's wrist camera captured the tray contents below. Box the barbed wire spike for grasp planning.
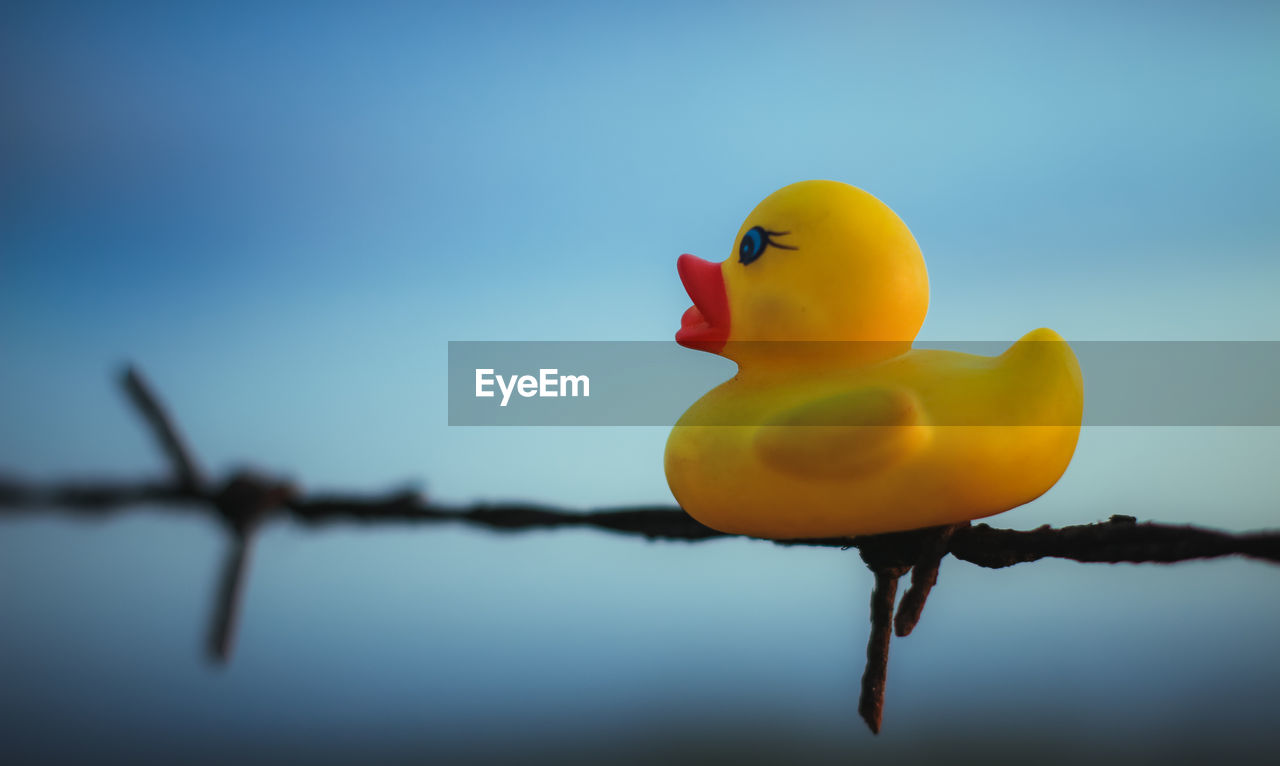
[119,366,301,664]
[858,565,908,734]
[894,523,961,638]
[120,365,207,494]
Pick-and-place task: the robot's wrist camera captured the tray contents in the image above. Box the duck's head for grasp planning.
[676,180,929,365]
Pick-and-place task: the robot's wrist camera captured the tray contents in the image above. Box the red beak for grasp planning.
[675,254,730,354]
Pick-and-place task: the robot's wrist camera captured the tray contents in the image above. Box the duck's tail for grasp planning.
[998,328,1084,426]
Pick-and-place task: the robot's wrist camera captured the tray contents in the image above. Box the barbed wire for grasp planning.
[1,365,1277,733]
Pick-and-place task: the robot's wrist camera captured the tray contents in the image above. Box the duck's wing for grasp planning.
[754,386,930,479]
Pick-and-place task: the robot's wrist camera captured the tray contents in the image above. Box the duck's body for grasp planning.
[666,329,1081,539]
[664,181,1083,540]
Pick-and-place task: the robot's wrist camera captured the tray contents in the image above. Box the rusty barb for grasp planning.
[125,366,300,663]
[1,365,1277,732]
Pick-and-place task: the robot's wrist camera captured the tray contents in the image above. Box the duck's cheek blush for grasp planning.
[735,291,808,340]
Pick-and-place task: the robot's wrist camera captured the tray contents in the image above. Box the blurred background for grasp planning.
[2,0,1278,762]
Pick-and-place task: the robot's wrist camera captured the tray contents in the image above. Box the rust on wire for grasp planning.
[1,365,1279,730]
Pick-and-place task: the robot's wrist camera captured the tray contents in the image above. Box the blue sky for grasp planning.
[2,1,1278,761]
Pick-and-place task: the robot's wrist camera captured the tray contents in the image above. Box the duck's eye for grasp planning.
[738,226,797,266]
[739,227,766,265]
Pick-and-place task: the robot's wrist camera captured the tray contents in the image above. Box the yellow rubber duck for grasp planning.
[664,180,1083,539]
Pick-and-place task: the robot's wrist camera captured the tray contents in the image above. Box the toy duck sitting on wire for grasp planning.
[664,180,1083,540]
